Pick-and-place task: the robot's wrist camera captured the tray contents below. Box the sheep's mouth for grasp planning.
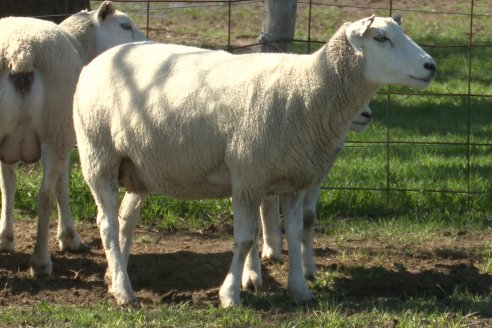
[409,75,432,83]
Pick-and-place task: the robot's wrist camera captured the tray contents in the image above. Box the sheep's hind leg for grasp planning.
[95,182,136,306]
[103,192,148,285]
[56,156,86,252]
[0,162,16,252]
[219,195,260,307]
[281,191,316,305]
[30,146,64,277]
[260,194,282,261]
[301,186,321,281]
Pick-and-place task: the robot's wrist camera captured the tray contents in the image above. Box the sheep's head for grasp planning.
[346,15,436,89]
[350,106,372,133]
[93,1,146,55]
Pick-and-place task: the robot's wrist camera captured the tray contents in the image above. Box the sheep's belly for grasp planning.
[0,127,40,164]
[119,159,232,199]
[158,166,233,200]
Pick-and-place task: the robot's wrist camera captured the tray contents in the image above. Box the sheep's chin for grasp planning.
[408,75,433,88]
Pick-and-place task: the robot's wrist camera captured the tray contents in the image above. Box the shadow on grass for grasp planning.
[315,262,492,317]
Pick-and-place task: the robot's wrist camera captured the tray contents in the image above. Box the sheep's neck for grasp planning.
[308,24,379,165]
[59,13,97,64]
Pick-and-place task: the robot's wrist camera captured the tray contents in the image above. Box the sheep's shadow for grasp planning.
[127,249,283,296]
[0,250,107,295]
[313,262,492,316]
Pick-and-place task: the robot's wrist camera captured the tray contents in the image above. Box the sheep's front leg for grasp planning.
[260,194,282,261]
[55,156,86,252]
[0,162,16,252]
[219,196,259,307]
[281,191,315,304]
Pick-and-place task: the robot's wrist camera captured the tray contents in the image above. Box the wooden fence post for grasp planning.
[257,0,297,53]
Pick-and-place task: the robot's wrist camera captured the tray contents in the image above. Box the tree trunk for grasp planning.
[257,0,297,53]
[0,0,90,23]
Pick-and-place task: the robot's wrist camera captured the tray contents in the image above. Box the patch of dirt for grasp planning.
[1,219,492,313]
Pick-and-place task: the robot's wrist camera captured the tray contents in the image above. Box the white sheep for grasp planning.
[73,15,435,306]
[255,107,372,287]
[0,1,145,278]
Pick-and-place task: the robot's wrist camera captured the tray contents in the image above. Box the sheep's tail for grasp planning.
[2,40,35,94]
[2,39,34,73]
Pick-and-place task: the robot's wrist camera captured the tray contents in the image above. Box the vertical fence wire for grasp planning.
[385,0,394,207]
[227,0,232,52]
[466,0,475,207]
[307,0,312,54]
[146,0,150,39]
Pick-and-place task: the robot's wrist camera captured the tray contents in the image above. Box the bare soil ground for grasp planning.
[1,220,492,312]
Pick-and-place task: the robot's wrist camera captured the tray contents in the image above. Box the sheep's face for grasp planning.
[346,15,436,89]
[93,1,146,55]
[350,106,372,133]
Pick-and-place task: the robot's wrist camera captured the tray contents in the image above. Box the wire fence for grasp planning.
[19,0,492,213]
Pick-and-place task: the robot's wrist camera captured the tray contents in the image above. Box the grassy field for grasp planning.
[2,1,492,327]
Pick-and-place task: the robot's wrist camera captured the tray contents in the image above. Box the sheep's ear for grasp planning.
[347,14,376,38]
[97,1,116,22]
[392,14,402,25]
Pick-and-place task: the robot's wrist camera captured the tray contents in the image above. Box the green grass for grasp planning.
[2,293,490,327]
[3,1,492,327]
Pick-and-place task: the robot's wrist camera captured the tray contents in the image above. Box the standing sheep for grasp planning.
[256,107,372,287]
[241,107,373,293]
[0,1,145,278]
[74,15,435,306]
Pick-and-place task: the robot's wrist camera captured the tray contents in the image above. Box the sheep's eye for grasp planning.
[120,23,133,31]
[374,35,389,43]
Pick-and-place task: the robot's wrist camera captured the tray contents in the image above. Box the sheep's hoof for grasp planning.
[304,272,316,282]
[60,241,90,253]
[58,229,88,253]
[303,262,317,281]
[219,286,240,308]
[241,270,262,293]
[0,234,15,253]
[219,296,238,308]
[261,248,282,263]
[111,287,137,307]
[288,285,316,307]
[29,258,53,278]
[297,295,318,308]
[242,277,260,293]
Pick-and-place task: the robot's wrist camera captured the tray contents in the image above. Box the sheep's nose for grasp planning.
[424,62,436,73]
[361,111,372,119]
